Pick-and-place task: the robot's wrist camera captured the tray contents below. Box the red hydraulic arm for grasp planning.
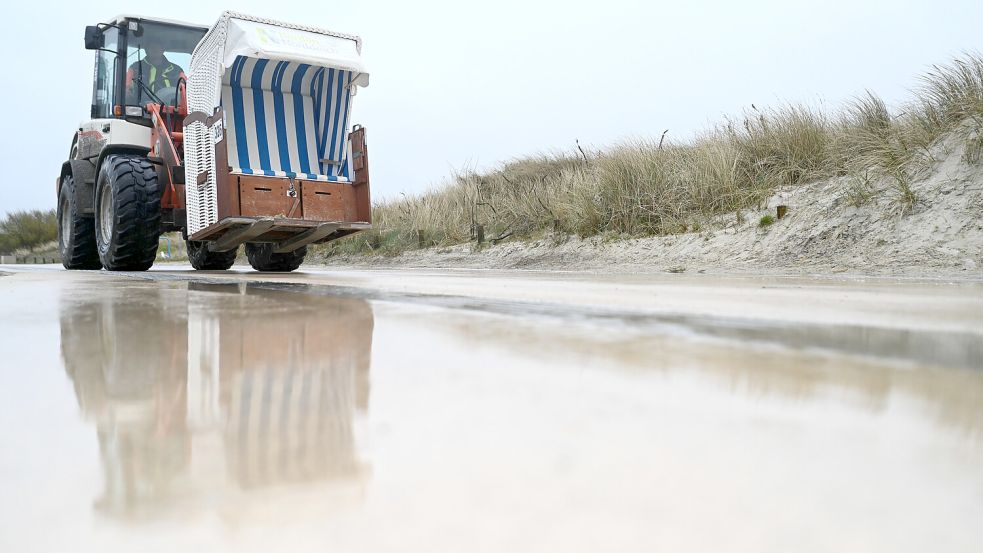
[148,80,188,210]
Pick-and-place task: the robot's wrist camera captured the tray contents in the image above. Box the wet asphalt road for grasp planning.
[1,264,981,552]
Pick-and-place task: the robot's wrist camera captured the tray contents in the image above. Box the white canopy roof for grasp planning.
[210,12,369,87]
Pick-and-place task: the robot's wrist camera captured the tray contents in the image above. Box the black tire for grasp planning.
[187,240,237,270]
[245,243,307,272]
[58,174,101,270]
[94,155,161,271]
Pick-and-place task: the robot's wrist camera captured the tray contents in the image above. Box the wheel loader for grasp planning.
[57,12,371,272]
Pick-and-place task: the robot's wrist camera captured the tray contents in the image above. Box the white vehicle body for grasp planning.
[76,119,152,161]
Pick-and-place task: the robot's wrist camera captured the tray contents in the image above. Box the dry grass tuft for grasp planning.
[320,53,983,257]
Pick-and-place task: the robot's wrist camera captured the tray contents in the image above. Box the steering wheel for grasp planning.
[154,86,179,106]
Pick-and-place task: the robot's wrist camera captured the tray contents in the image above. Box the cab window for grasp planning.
[91,27,119,119]
[124,22,204,107]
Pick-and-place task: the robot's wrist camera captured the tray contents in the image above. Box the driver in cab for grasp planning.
[125,41,185,104]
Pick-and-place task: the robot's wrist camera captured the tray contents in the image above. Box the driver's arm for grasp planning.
[124,63,140,105]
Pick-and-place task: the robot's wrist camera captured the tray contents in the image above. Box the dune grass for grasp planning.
[321,53,983,257]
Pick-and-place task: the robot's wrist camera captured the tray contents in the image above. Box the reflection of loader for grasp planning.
[59,282,373,517]
[58,12,371,272]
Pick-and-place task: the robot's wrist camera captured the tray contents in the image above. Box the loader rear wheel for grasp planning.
[187,240,237,270]
[94,155,161,271]
[58,174,101,270]
[245,243,307,272]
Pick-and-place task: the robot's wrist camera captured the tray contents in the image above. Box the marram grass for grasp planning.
[321,53,983,257]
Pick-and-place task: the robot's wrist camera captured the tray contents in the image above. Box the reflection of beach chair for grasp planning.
[214,287,374,486]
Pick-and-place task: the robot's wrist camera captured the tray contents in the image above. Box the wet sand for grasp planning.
[0,266,981,552]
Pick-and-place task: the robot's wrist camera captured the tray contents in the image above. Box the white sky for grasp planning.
[2,0,982,216]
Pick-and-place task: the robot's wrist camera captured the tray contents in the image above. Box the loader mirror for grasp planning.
[84,26,104,50]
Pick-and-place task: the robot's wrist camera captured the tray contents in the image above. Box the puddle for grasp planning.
[0,275,981,552]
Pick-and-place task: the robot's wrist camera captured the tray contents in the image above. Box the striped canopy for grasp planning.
[222,55,354,182]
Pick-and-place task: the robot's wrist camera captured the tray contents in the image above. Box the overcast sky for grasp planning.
[2,0,981,216]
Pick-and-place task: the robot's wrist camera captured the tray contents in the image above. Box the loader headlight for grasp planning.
[125,106,144,117]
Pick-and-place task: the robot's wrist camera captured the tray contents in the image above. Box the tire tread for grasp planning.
[245,243,306,272]
[96,155,161,271]
[58,175,101,270]
[187,240,237,270]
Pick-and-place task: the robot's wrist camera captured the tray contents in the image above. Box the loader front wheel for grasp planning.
[94,155,161,271]
[245,243,306,272]
[187,240,237,270]
[58,174,101,270]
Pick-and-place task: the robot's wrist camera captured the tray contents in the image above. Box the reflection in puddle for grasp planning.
[428,313,983,436]
[11,273,978,551]
[229,280,983,370]
[59,282,373,519]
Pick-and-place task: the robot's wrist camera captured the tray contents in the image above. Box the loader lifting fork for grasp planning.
[57,12,372,272]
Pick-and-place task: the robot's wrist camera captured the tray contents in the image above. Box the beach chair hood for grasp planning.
[220,13,369,87]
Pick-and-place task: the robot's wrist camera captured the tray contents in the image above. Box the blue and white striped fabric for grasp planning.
[222,56,354,182]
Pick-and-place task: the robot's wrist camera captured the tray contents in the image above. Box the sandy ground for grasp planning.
[316,132,983,278]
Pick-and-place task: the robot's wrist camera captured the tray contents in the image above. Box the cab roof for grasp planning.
[106,14,209,32]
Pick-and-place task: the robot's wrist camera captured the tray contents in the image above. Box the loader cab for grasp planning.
[85,16,207,122]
